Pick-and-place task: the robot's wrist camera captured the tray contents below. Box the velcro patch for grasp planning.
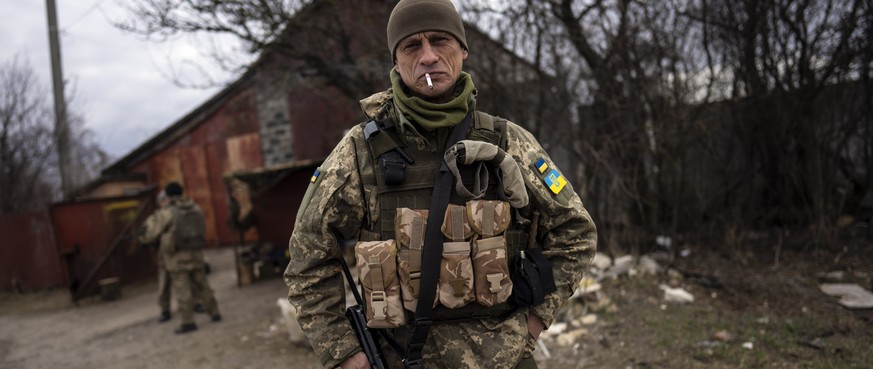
[543,169,567,195]
[535,158,549,173]
[310,169,320,183]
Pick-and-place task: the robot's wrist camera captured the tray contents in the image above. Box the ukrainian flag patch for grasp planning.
[535,158,549,173]
[543,169,567,195]
[310,169,320,183]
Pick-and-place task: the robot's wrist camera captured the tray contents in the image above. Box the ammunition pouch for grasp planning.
[355,240,407,329]
[380,200,519,321]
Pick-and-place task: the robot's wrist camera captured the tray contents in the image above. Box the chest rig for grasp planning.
[352,111,529,322]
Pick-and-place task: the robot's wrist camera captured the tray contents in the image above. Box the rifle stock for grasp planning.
[346,304,387,369]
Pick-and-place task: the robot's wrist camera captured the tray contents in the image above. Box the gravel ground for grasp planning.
[0,247,321,369]
[3,235,870,369]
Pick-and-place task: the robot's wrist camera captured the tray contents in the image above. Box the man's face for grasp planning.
[394,31,468,103]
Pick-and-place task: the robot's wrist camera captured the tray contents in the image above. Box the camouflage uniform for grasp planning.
[140,196,220,326]
[285,90,597,369]
[141,213,172,313]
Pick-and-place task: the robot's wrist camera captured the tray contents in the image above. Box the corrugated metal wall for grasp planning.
[51,192,157,298]
[0,212,65,290]
[130,90,263,246]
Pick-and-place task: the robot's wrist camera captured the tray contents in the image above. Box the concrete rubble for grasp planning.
[542,250,700,348]
[276,297,307,343]
[819,283,873,309]
[660,284,695,304]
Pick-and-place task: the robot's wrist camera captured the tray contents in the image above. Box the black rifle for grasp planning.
[339,249,388,369]
[346,305,387,369]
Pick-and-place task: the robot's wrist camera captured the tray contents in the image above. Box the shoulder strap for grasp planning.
[351,125,378,234]
[470,111,508,150]
[475,110,494,131]
[166,206,179,233]
[403,112,474,369]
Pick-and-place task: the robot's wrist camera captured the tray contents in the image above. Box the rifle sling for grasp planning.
[403,112,474,369]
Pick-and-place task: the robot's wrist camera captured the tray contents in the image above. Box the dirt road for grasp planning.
[0,247,321,369]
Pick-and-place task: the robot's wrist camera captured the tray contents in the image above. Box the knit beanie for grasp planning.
[387,0,468,59]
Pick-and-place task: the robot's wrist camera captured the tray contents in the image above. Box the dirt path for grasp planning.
[0,247,321,369]
[2,240,871,369]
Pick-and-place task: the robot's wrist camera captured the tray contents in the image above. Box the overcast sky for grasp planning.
[1,0,238,161]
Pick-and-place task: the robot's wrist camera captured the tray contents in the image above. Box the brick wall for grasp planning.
[256,63,295,167]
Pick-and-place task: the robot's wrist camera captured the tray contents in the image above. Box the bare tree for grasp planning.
[461,0,702,254]
[114,0,396,98]
[0,55,110,213]
[688,0,870,240]
[0,55,59,213]
[112,0,873,251]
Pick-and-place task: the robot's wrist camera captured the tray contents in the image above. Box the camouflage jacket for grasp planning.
[285,90,597,369]
[139,196,206,272]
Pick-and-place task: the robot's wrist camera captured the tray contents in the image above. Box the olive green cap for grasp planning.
[387,0,468,59]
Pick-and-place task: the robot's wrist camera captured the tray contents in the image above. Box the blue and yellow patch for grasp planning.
[543,169,567,195]
[310,169,320,183]
[535,158,549,174]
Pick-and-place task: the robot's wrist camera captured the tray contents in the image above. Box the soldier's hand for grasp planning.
[340,351,369,369]
[527,314,545,340]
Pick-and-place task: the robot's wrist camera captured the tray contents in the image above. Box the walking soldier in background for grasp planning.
[140,182,222,334]
[285,0,597,367]
[141,190,174,322]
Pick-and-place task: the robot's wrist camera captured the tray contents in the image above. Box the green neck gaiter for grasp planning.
[391,70,476,131]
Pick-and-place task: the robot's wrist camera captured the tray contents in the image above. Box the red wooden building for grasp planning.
[1,0,559,294]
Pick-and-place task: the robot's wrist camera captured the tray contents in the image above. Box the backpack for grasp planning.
[172,206,206,250]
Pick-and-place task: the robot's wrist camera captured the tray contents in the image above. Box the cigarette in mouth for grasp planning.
[425,73,433,89]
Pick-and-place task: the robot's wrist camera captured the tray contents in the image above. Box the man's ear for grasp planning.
[462,49,469,60]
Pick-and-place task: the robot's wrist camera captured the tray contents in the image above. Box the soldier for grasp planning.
[141,191,208,323]
[285,0,597,368]
[140,182,222,334]
[141,191,173,322]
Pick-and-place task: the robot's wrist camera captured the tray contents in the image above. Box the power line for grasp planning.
[62,0,110,30]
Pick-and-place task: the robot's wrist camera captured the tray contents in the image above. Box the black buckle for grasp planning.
[402,357,423,369]
[403,318,432,368]
[413,317,432,328]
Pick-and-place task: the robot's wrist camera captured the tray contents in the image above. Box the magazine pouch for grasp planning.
[441,204,473,241]
[472,236,512,306]
[355,240,406,328]
[395,208,433,312]
[438,241,475,308]
[467,200,512,306]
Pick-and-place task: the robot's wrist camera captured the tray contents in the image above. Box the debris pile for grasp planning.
[819,283,873,309]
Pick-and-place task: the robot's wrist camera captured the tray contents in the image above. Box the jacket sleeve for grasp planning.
[284,127,368,368]
[505,122,597,328]
[140,209,171,247]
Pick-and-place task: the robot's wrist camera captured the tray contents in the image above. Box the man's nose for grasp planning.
[419,42,439,65]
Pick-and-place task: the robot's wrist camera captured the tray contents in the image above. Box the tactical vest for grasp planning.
[353,111,530,322]
[171,205,206,250]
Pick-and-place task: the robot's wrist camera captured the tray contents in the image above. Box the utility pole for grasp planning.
[46,0,74,199]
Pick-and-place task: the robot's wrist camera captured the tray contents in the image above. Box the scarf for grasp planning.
[390,69,476,131]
